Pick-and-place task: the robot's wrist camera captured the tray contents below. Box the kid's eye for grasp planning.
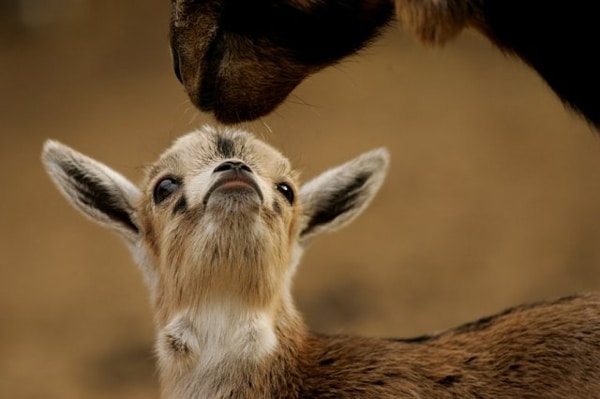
[275,182,294,204]
[154,177,180,204]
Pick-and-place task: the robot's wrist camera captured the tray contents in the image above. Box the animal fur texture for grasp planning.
[43,126,600,398]
[169,0,599,127]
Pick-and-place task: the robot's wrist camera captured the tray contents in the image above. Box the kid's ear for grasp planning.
[298,148,389,244]
[42,140,141,243]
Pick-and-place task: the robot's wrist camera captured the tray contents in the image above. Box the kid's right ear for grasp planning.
[41,140,141,243]
[298,148,390,244]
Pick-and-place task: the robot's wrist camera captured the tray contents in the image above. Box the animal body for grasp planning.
[43,126,600,398]
[169,0,600,127]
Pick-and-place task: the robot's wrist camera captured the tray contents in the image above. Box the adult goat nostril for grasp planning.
[171,47,183,84]
[213,161,252,174]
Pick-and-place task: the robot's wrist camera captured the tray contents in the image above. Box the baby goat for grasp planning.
[43,126,600,398]
[170,0,599,127]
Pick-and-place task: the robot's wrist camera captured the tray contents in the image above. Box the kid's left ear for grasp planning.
[298,148,390,243]
[42,140,142,243]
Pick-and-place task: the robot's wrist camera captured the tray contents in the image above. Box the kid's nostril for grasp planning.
[213,161,252,174]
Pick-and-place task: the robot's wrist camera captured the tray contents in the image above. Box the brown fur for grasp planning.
[138,129,300,325]
[158,292,600,398]
[169,0,394,123]
[42,127,600,398]
[394,0,479,45]
[298,294,600,398]
[169,0,600,127]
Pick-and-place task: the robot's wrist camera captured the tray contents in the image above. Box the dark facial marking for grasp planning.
[166,333,190,355]
[64,163,138,234]
[216,136,236,158]
[273,199,282,215]
[173,195,188,214]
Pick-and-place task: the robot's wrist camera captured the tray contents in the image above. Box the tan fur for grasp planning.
[394,0,480,45]
[139,130,299,324]
[42,126,600,398]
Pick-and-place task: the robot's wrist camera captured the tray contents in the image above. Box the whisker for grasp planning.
[260,119,273,134]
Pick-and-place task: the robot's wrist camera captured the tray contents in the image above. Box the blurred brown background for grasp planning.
[2,1,600,398]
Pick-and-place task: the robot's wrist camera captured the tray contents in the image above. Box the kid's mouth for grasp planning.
[203,171,264,206]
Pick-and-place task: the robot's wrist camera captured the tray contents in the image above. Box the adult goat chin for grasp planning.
[169,0,599,128]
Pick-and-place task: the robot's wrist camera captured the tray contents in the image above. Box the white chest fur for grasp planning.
[157,305,279,398]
